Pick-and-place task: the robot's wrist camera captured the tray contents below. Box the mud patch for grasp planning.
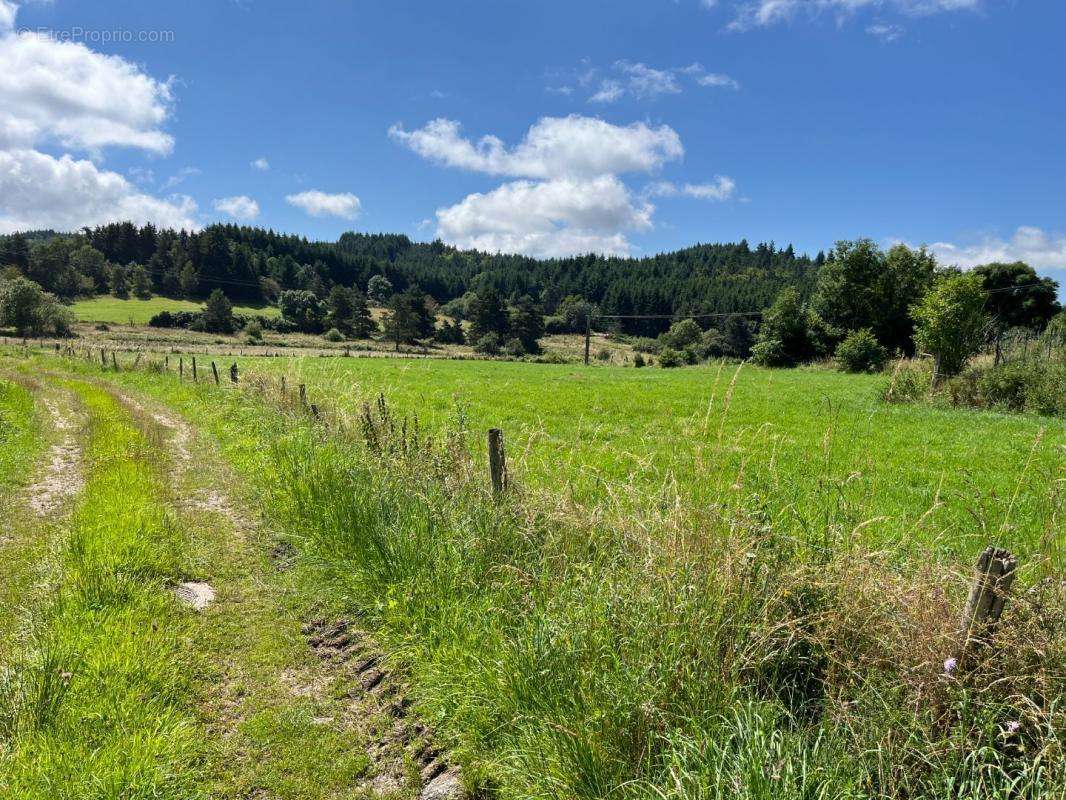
[28,395,84,517]
[302,618,466,799]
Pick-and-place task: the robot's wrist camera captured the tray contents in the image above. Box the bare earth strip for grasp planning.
[27,390,84,517]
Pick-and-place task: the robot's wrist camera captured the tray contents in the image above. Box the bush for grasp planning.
[0,277,74,337]
[633,352,645,368]
[474,332,501,355]
[596,347,611,362]
[631,337,661,355]
[835,328,887,373]
[751,338,791,367]
[323,327,345,342]
[947,361,1065,416]
[503,337,526,357]
[543,315,568,335]
[881,359,934,404]
[243,319,264,341]
[658,347,683,368]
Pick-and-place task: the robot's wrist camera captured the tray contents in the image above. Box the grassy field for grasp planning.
[2,348,1062,799]
[70,295,280,324]
[237,356,1062,561]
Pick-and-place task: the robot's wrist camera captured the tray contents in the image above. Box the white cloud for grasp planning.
[161,166,200,190]
[251,157,270,171]
[697,72,741,90]
[0,1,16,33]
[0,148,198,233]
[867,22,905,41]
[728,0,979,31]
[589,80,625,104]
[647,176,737,201]
[214,195,260,221]
[436,175,653,258]
[0,3,201,233]
[920,227,1066,272]
[0,25,174,154]
[394,114,734,257]
[286,189,362,219]
[389,115,684,180]
[616,61,681,98]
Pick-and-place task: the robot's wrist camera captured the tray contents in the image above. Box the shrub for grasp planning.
[0,277,74,337]
[835,328,888,373]
[503,337,526,357]
[631,337,661,355]
[323,327,345,342]
[658,347,683,368]
[474,332,501,355]
[596,347,611,362]
[947,361,1064,416]
[243,319,264,341]
[881,359,934,404]
[633,352,645,368]
[751,338,791,367]
[543,315,568,335]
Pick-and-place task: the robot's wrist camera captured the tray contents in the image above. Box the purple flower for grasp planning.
[1006,721,1021,734]
[943,657,957,674]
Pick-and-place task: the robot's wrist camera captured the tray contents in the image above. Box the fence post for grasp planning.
[211,361,220,385]
[179,358,184,380]
[958,546,1017,663]
[100,349,107,367]
[584,317,591,366]
[192,356,198,382]
[111,352,118,370]
[230,363,239,384]
[280,375,286,396]
[299,384,307,408]
[488,428,507,494]
[165,355,169,371]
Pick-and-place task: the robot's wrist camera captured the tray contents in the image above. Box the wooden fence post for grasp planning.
[100,349,107,367]
[280,375,286,396]
[229,363,239,384]
[584,317,591,366]
[299,384,307,408]
[211,361,220,385]
[192,356,198,382]
[958,546,1017,662]
[165,355,169,371]
[488,428,508,494]
[179,358,184,380]
[111,352,118,370]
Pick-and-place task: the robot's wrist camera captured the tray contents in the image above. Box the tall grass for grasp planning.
[0,378,39,494]
[0,382,203,799]
[265,396,1063,799]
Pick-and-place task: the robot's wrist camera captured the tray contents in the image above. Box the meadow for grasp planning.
[2,347,1062,799]
[70,295,281,325]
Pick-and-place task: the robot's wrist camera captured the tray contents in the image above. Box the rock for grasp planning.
[173,581,216,611]
[421,768,464,800]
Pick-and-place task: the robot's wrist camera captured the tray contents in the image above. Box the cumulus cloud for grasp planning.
[436,175,653,258]
[0,25,175,154]
[286,189,362,219]
[251,157,270,171]
[647,176,737,201]
[393,114,734,257]
[696,72,741,90]
[920,227,1066,272]
[728,0,979,31]
[389,115,684,180]
[0,3,199,232]
[0,148,198,233]
[214,195,260,221]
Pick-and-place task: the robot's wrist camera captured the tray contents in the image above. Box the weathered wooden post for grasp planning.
[229,363,239,384]
[280,375,286,396]
[310,403,320,419]
[488,428,507,494]
[165,355,169,371]
[211,361,220,385]
[299,383,307,408]
[111,352,118,370]
[958,546,1017,663]
[192,356,198,382]
[179,357,184,380]
[584,316,591,366]
[133,353,142,368]
[100,349,107,367]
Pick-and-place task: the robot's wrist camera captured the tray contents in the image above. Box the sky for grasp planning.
[0,0,1063,287]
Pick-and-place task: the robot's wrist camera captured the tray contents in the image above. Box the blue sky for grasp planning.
[1,0,1063,285]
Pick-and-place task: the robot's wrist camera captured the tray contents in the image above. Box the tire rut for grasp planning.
[27,388,85,518]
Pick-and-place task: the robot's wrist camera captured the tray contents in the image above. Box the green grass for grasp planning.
[0,379,203,800]
[63,351,1061,800]
[0,378,39,495]
[238,356,1062,561]
[70,295,280,325]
